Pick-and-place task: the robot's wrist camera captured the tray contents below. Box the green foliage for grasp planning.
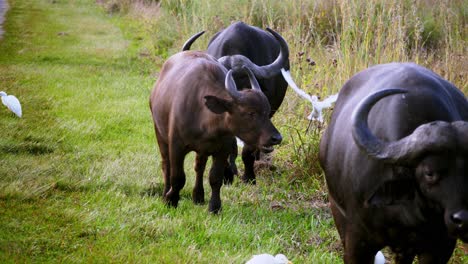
[0,0,466,263]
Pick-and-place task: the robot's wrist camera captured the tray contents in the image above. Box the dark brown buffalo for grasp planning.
[150,51,282,213]
[319,63,468,263]
[182,22,297,184]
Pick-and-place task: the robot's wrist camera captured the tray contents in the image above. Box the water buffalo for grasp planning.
[183,22,299,184]
[150,51,282,213]
[319,62,468,263]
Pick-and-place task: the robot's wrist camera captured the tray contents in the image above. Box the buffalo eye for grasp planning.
[423,169,439,184]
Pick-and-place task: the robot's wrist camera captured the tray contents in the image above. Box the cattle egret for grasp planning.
[0,91,22,118]
[281,68,338,122]
[246,253,292,264]
[236,137,245,148]
[374,251,386,264]
[306,93,339,122]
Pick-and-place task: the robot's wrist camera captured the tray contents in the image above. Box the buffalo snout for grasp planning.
[447,209,468,242]
[269,133,282,146]
[260,130,282,153]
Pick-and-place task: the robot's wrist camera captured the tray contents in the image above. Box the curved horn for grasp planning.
[181,31,205,51]
[225,70,241,99]
[218,27,289,79]
[242,66,261,91]
[352,88,458,164]
[352,88,408,160]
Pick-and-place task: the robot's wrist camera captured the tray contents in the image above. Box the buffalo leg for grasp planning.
[208,153,228,213]
[229,138,238,175]
[343,229,379,264]
[329,196,346,245]
[193,153,207,204]
[164,143,187,208]
[223,138,237,185]
[154,125,170,196]
[241,145,257,184]
[159,144,171,197]
[416,236,455,264]
[329,196,380,264]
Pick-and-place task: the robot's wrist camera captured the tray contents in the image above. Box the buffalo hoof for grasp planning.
[163,186,170,197]
[164,190,179,208]
[209,200,222,214]
[223,166,234,185]
[230,162,238,176]
[192,192,205,205]
[241,175,256,185]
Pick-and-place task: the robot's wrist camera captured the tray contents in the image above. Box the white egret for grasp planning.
[306,93,339,122]
[246,253,292,264]
[281,68,338,122]
[0,91,22,118]
[236,137,245,148]
[374,251,386,264]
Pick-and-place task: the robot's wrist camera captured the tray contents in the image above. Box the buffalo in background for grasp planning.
[183,22,300,184]
[319,62,468,263]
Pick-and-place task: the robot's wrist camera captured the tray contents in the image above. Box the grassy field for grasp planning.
[0,0,466,263]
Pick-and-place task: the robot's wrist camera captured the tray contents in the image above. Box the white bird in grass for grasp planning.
[0,91,22,118]
[374,251,386,264]
[236,137,245,148]
[281,68,338,122]
[246,253,292,264]
[306,93,339,122]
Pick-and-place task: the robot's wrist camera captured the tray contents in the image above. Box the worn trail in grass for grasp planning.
[0,0,159,261]
[0,0,341,263]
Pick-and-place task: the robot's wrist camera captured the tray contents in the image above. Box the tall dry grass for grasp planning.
[100,0,466,91]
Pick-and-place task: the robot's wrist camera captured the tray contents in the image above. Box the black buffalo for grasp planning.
[319,62,468,263]
[183,22,299,184]
[150,51,282,213]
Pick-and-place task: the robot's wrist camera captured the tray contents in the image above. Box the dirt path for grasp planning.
[0,0,7,39]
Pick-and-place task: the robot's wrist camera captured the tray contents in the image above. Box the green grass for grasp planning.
[0,0,466,263]
[0,0,338,263]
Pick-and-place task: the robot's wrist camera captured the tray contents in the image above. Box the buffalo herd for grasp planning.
[149,21,467,263]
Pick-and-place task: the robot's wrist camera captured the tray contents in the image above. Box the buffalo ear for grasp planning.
[366,179,416,207]
[204,95,233,114]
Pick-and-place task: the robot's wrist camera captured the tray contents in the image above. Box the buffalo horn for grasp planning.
[181,31,205,51]
[242,66,261,91]
[352,88,458,164]
[218,28,289,79]
[225,70,241,99]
